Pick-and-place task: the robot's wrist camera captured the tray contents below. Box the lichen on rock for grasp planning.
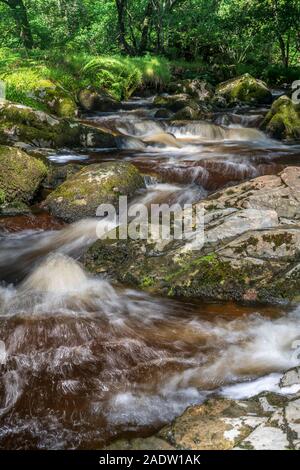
[0,101,81,148]
[0,145,48,211]
[84,167,300,304]
[0,101,116,149]
[46,161,145,222]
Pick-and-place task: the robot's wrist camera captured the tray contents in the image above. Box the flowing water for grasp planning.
[1,95,300,449]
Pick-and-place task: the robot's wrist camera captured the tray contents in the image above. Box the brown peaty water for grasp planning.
[0,96,300,449]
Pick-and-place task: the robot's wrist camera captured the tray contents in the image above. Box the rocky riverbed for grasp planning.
[0,73,300,449]
[106,366,300,450]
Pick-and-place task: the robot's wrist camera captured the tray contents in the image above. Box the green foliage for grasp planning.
[82,55,170,99]
[0,48,171,108]
[82,56,143,100]
[0,0,299,92]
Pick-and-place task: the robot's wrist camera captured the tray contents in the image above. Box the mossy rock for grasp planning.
[29,85,77,118]
[83,167,300,304]
[78,88,119,113]
[0,145,48,209]
[173,102,211,120]
[215,74,272,106]
[261,95,300,140]
[168,79,214,102]
[174,106,199,120]
[0,101,81,148]
[0,189,5,206]
[2,68,77,118]
[154,94,199,112]
[46,161,145,222]
[154,108,173,119]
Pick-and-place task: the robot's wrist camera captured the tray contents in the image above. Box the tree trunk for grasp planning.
[0,0,33,49]
[115,0,134,55]
[139,1,154,54]
[278,34,289,68]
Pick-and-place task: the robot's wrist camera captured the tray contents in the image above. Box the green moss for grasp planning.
[46,162,145,222]
[1,67,77,117]
[216,74,272,105]
[262,96,300,140]
[0,145,48,204]
[194,253,217,263]
[0,102,81,147]
[140,276,155,288]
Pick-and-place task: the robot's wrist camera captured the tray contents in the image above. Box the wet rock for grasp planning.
[0,101,116,149]
[173,106,200,120]
[43,164,82,190]
[280,367,300,388]
[79,123,116,148]
[262,95,300,141]
[153,94,199,112]
[154,93,211,120]
[168,79,214,102]
[78,88,119,113]
[84,167,300,303]
[214,74,272,107]
[104,367,300,450]
[46,162,145,222]
[154,108,173,119]
[157,397,266,450]
[0,146,48,211]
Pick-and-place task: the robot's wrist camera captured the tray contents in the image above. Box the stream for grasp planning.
[1,95,300,449]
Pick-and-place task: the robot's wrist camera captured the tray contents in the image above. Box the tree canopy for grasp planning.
[0,0,299,70]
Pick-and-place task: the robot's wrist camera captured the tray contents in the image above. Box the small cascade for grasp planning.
[214,112,264,128]
[167,121,269,142]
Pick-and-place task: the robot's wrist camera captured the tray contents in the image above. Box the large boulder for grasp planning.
[168,79,214,102]
[0,145,48,212]
[154,94,199,112]
[78,88,119,113]
[262,95,300,140]
[2,68,77,118]
[106,367,300,450]
[84,167,300,304]
[214,74,272,107]
[28,83,77,118]
[0,101,116,149]
[46,162,145,222]
[0,102,81,148]
[154,94,211,120]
